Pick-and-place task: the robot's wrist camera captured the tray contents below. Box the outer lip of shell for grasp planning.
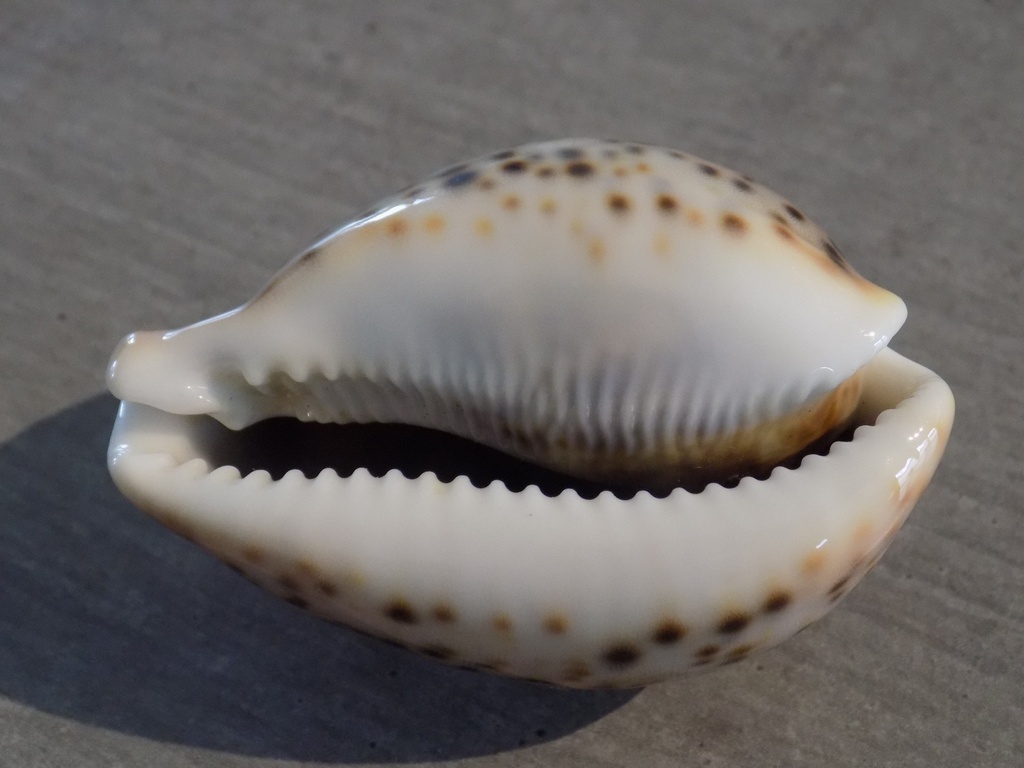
[107,348,954,688]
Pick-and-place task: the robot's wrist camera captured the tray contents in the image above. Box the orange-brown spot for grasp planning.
[536,165,556,178]
[685,208,705,226]
[492,613,514,634]
[696,644,720,658]
[502,194,521,211]
[539,197,558,215]
[588,238,606,264]
[474,216,495,237]
[423,214,447,233]
[296,560,320,578]
[802,550,827,574]
[763,590,793,614]
[386,217,409,237]
[432,602,458,623]
[607,192,631,213]
[721,212,748,234]
[652,618,687,645]
[477,177,497,190]
[384,598,418,624]
[242,545,265,564]
[718,611,752,634]
[543,613,569,635]
[613,165,629,177]
[603,643,642,668]
[774,223,795,241]
[636,161,651,173]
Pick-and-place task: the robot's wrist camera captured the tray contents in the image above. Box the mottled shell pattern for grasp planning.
[106,139,954,688]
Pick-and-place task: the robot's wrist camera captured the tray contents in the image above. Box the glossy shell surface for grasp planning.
[106,139,953,687]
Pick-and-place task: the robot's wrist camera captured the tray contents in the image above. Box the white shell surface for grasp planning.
[108,349,953,688]
[107,139,906,477]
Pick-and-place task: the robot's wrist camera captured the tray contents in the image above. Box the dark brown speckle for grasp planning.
[763,590,793,614]
[566,161,596,177]
[385,599,419,624]
[698,163,720,177]
[652,619,687,645]
[603,643,642,668]
[784,203,806,221]
[501,159,528,174]
[718,612,752,634]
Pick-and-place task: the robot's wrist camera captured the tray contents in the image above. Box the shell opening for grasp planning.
[109,384,873,501]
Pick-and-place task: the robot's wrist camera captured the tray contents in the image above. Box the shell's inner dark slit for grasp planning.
[194,416,865,500]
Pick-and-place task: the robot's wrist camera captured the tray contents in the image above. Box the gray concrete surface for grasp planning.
[1,2,1021,766]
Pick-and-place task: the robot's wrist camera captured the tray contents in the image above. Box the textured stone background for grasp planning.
[1,2,1021,766]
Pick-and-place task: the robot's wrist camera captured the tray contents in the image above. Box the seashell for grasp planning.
[106,139,954,687]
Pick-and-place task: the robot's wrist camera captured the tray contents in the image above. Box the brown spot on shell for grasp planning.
[588,238,606,264]
[828,574,853,600]
[652,619,687,645]
[653,232,671,256]
[477,177,497,191]
[774,223,795,241]
[539,197,557,215]
[784,203,806,221]
[718,611,752,634]
[384,599,418,624]
[566,160,596,177]
[543,613,570,635]
[386,217,409,237]
[607,192,631,213]
[613,165,629,177]
[242,546,265,564]
[686,208,705,226]
[763,590,793,614]
[696,644,720,659]
[698,163,720,177]
[721,212,748,234]
[536,165,556,178]
[802,550,827,574]
[501,159,528,174]
[423,214,446,233]
[502,194,521,211]
[635,161,651,173]
[490,149,516,161]
[432,602,458,623]
[656,194,679,214]
[602,643,642,668]
[285,595,310,609]
[492,614,514,633]
[732,177,754,192]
